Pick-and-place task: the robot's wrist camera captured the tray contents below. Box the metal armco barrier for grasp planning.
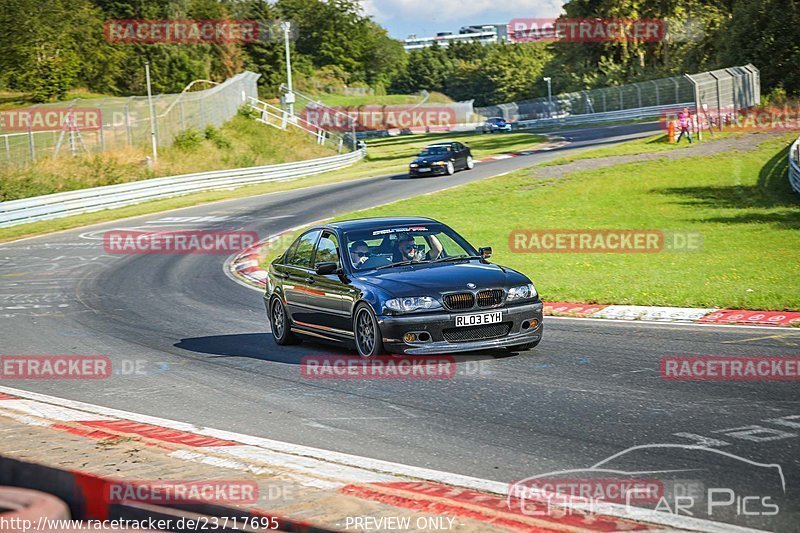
[0,149,365,228]
[514,104,693,130]
[790,136,800,194]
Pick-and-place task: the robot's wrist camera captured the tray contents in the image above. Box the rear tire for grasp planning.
[354,304,384,358]
[269,297,301,346]
[466,156,474,170]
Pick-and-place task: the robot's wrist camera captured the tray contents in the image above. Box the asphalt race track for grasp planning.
[2,123,798,531]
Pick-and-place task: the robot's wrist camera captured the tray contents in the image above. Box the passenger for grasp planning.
[349,241,370,267]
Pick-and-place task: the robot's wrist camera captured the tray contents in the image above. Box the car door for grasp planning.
[282,229,321,325]
[453,142,467,168]
[303,231,352,335]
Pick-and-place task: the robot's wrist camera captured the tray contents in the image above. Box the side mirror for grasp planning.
[315,262,338,275]
[478,246,492,260]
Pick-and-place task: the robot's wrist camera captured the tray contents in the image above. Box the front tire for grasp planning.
[354,304,384,358]
[445,161,455,175]
[269,297,301,345]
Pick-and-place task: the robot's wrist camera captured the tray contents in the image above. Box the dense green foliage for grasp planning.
[0,0,403,100]
[392,0,800,105]
[0,0,797,104]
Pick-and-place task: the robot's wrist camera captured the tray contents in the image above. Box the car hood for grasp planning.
[412,153,451,165]
[358,261,530,296]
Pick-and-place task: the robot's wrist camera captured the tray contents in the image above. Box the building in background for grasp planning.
[403,23,509,51]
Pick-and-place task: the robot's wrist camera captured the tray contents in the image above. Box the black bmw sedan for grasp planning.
[408,141,474,177]
[265,217,543,358]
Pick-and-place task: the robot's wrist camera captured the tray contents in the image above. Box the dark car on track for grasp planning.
[408,141,474,177]
[265,217,543,358]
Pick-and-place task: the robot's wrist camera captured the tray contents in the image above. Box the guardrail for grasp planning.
[789,136,800,194]
[514,103,694,130]
[0,149,365,228]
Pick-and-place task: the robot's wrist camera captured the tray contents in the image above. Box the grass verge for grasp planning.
[0,114,335,201]
[312,133,799,310]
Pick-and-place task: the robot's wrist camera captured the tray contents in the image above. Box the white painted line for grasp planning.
[235,260,259,269]
[547,315,800,332]
[0,400,113,422]
[0,385,766,533]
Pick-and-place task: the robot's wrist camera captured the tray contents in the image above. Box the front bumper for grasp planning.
[377,301,543,355]
[409,165,448,176]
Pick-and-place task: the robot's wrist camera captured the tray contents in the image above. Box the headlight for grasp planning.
[385,296,441,312]
[431,161,447,166]
[409,163,418,168]
[507,283,537,301]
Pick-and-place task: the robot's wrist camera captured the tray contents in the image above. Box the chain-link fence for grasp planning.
[0,71,260,168]
[475,65,759,124]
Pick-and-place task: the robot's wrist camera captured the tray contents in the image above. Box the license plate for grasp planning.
[418,168,431,172]
[455,311,503,327]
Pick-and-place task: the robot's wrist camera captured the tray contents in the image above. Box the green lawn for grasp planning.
[327,133,800,311]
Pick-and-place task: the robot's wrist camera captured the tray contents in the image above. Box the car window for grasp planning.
[344,224,478,270]
[420,145,450,156]
[288,230,321,269]
[315,232,341,268]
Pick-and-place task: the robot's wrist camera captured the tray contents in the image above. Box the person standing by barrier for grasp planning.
[676,108,693,144]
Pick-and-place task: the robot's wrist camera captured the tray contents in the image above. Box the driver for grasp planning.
[393,234,419,262]
[349,240,370,267]
[392,233,443,262]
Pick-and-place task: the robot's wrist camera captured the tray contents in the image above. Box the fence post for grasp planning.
[652,80,660,106]
[618,87,623,110]
[709,72,724,131]
[636,84,642,108]
[4,135,9,164]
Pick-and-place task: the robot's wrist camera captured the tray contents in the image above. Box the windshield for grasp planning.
[343,223,478,270]
[419,146,451,156]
